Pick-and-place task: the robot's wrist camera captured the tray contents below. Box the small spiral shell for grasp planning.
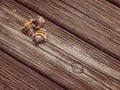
[32,16,45,29]
[33,35,45,46]
[21,16,45,37]
[32,28,47,46]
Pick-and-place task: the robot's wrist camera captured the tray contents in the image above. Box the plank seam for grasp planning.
[14,0,120,61]
[0,48,68,90]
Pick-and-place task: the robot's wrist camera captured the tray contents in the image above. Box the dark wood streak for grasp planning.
[106,0,120,7]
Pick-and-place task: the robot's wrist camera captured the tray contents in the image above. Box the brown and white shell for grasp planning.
[21,16,45,37]
[32,16,45,29]
[33,35,45,46]
[32,28,47,46]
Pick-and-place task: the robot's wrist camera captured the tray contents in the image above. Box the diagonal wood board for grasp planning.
[0,0,120,90]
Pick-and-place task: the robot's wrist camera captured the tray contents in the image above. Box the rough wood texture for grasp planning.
[0,1,93,90]
[0,50,65,90]
[0,0,120,90]
[15,0,120,60]
[106,0,120,7]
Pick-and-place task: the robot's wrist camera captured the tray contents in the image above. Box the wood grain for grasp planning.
[0,50,65,90]
[15,0,120,60]
[0,0,120,90]
[0,1,94,90]
[106,0,120,7]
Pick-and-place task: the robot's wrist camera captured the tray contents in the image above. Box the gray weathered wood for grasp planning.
[15,0,120,60]
[0,0,120,90]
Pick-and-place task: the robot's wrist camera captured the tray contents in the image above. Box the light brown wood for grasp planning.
[0,1,94,90]
[0,79,13,90]
[0,0,120,90]
[0,50,65,90]
[15,0,120,60]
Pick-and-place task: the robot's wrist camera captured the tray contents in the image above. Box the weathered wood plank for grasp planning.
[15,0,120,60]
[0,0,120,90]
[100,0,120,11]
[81,0,120,21]
[0,50,65,90]
[0,1,95,90]
[0,78,13,90]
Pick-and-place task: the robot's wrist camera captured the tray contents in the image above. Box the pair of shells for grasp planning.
[22,16,47,46]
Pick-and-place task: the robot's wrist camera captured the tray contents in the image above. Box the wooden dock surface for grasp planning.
[0,0,120,90]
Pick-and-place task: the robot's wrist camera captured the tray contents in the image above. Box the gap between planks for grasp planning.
[15,0,120,61]
[106,0,120,7]
[0,49,65,90]
[0,0,120,90]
